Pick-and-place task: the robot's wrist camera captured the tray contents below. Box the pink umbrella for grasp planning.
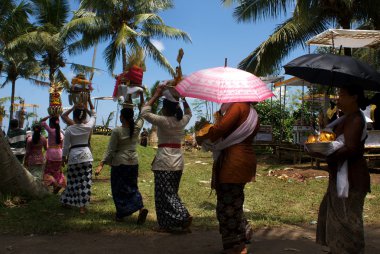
[175,67,274,103]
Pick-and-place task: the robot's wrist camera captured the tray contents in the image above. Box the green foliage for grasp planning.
[101,111,115,129]
[292,103,315,127]
[68,0,191,74]
[255,100,294,142]
[145,80,162,114]
[223,0,380,76]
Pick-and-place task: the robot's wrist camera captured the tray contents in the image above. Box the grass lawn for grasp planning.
[1,135,379,234]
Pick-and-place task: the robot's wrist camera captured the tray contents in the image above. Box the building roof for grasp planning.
[306,29,380,49]
[274,77,312,87]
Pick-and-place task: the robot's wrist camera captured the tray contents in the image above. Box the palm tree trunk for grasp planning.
[122,44,127,72]
[0,131,49,198]
[9,79,16,123]
[90,43,98,81]
[49,66,55,85]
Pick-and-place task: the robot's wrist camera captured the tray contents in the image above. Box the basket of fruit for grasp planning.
[304,131,336,155]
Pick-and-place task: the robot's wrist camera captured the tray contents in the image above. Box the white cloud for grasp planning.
[150,39,165,52]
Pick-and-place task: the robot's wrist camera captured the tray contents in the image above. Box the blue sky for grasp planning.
[1,0,310,130]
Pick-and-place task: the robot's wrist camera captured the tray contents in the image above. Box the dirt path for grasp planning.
[1,225,379,254]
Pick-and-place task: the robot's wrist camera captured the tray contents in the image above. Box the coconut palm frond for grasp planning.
[1,78,11,88]
[239,15,328,76]
[62,14,99,40]
[70,0,189,75]
[104,111,115,128]
[26,78,50,87]
[56,69,70,90]
[104,39,121,73]
[6,31,58,53]
[67,37,95,55]
[0,96,22,104]
[134,13,164,26]
[31,0,70,28]
[115,23,138,47]
[143,23,192,42]
[138,0,174,12]
[68,63,103,77]
[231,0,294,22]
[141,37,175,76]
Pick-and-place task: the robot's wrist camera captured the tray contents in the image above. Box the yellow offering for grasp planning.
[196,123,213,137]
[305,131,336,145]
[319,131,336,142]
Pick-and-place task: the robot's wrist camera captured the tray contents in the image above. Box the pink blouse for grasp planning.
[25,136,47,165]
[41,121,64,161]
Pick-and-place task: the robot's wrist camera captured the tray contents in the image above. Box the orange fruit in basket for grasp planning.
[319,131,336,142]
[306,135,318,143]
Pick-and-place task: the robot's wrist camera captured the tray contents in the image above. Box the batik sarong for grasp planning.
[111,164,143,218]
[154,170,190,229]
[316,183,366,254]
[216,183,251,250]
[60,162,92,207]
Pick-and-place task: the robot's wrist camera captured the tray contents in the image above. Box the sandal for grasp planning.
[137,208,148,225]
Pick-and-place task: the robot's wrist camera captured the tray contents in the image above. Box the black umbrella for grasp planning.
[284,54,380,91]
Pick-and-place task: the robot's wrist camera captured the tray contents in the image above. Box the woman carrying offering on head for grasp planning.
[141,85,193,232]
[95,92,148,224]
[41,115,66,194]
[60,102,96,214]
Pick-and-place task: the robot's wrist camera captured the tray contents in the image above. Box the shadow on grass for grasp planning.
[198,201,216,211]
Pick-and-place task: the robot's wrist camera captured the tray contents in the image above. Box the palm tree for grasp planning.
[6,0,79,88]
[222,0,380,76]
[24,112,38,129]
[0,0,46,122]
[66,0,191,75]
[102,111,115,129]
[0,51,45,121]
